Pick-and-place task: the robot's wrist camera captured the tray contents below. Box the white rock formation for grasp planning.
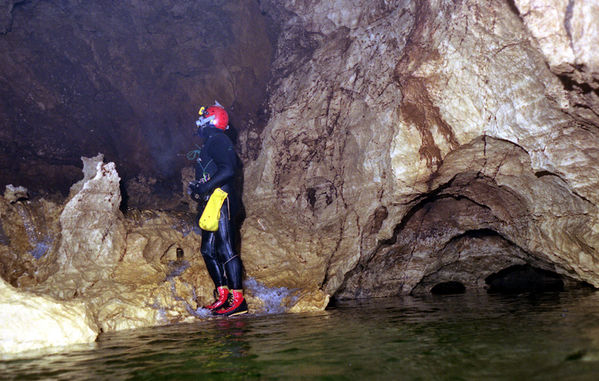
[515,0,599,87]
[3,185,28,203]
[1,155,209,354]
[0,277,98,356]
[44,154,127,298]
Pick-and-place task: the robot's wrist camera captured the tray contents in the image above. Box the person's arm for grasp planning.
[190,134,236,196]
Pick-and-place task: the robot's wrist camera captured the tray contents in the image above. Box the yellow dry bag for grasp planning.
[199,188,228,231]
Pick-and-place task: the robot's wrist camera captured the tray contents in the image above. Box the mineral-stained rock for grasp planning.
[45,154,126,297]
[288,288,330,313]
[1,155,211,349]
[0,195,62,287]
[27,156,215,332]
[242,0,599,301]
[337,136,599,298]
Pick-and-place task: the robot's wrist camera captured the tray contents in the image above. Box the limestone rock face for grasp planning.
[241,0,599,301]
[0,192,62,288]
[24,156,209,332]
[514,0,599,126]
[1,156,202,352]
[3,184,28,203]
[55,155,125,283]
[337,136,598,298]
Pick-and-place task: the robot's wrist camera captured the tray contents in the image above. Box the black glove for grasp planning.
[189,180,211,201]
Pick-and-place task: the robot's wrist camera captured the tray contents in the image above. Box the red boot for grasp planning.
[213,289,248,316]
[203,286,229,310]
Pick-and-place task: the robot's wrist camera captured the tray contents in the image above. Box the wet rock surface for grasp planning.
[1,157,206,336]
[337,137,597,298]
[0,277,98,355]
[514,0,599,126]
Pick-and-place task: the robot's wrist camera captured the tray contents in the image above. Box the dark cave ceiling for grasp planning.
[0,0,274,197]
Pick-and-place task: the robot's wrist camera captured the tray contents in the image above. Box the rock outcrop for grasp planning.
[240,0,599,299]
[0,155,300,354]
[0,277,98,356]
[0,156,200,352]
[515,0,599,126]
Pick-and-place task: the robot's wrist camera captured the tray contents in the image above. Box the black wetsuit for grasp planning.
[193,126,242,290]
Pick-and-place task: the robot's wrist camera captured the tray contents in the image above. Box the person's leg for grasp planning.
[213,201,247,316]
[200,229,229,309]
[201,230,226,286]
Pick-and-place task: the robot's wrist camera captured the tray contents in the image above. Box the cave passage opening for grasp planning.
[485,264,564,294]
[335,162,597,301]
[430,281,466,295]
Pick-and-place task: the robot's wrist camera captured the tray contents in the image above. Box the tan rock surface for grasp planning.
[33,157,214,332]
[1,156,209,345]
[515,0,599,89]
[0,194,62,287]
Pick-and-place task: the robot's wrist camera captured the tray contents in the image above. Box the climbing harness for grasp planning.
[186,145,202,161]
[187,145,212,184]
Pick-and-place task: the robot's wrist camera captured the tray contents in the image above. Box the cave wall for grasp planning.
[337,136,597,298]
[516,0,599,125]
[241,0,599,299]
[0,0,273,197]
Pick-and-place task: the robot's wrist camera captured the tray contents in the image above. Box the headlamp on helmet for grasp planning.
[195,101,229,130]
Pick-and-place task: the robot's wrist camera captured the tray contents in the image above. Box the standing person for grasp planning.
[189,102,247,317]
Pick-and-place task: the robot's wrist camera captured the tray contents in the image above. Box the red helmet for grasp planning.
[197,104,229,130]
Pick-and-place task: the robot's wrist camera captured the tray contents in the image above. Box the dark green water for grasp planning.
[3,289,599,380]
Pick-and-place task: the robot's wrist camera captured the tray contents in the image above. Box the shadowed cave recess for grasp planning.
[0,0,274,207]
[336,164,590,299]
[2,0,599,331]
[335,148,592,299]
